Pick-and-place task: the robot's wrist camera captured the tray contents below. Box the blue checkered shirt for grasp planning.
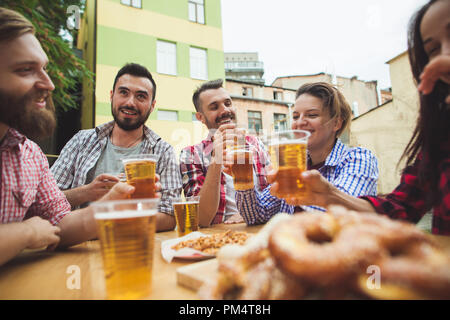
[236,139,379,225]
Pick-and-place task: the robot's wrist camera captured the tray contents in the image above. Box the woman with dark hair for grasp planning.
[286,0,450,235]
[233,82,379,225]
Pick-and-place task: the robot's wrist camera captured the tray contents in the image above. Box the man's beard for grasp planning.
[0,88,56,140]
[205,111,236,129]
[111,104,151,131]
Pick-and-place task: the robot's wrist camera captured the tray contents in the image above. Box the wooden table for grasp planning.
[1,223,449,300]
[0,223,262,300]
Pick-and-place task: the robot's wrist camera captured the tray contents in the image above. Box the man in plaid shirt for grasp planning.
[0,8,134,266]
[51,63,182,232]
[180,79,270,226]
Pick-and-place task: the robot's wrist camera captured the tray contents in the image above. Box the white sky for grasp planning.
[220,0,429,89]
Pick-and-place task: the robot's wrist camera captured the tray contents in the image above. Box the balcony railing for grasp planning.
[225,61,264,70]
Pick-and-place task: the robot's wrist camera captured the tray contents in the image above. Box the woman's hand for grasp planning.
[418,55,450,104]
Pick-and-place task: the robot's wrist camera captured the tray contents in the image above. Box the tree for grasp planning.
[1,0,93,112]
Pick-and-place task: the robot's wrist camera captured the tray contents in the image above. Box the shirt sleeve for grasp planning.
[179,147,205,198]
[157,145,182,215]
[50,132,83,190]
[331,148,379,197]
[28,148,71,225]
[235,186,294,225]
[360,158,430,223]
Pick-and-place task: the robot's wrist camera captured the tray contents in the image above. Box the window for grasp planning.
[121,0,142,8]
[157,40,177,75]
[273,91,283,101]
[188,0,205,24]
[157,110,178,121]
[274,113,288,131]
[190,47,208,80]
[242,87,253,97]
[352,101,359,117]
[248,111,262,134]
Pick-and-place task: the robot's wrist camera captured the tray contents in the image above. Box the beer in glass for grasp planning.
[227,145,254,190]
[267,130,310,198]
[172,196,200,237]
[122,154,158,199]
[91,198,159,300]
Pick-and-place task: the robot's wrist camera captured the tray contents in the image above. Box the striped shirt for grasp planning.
[0,128,71,225]
[180,134,271,224]
[51,121,182,215]
[236,139,379,225]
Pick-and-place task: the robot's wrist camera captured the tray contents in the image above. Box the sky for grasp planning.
[220,0,429,89]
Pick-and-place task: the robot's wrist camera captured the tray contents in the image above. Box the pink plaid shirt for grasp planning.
[0,128,71,225]
[180,134,270,224]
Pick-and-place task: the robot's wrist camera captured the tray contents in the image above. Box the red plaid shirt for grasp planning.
[361,142,450,235]
[0,128,71,225]
[180,135,270,224]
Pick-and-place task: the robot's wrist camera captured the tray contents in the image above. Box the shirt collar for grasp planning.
[0,128,26,150]
[95,121,161,149]
[323,139,347,167]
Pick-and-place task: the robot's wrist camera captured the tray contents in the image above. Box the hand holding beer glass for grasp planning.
[91,198,159,300]
[225,144,255,190]
[266,130,310,199]
[172,196,200,237]
[122,154,158,199]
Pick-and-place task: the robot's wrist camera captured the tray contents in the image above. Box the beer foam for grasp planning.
[94,209,158,220]
[173,201,199,205]
[269,140,307,146]
[122,158,156,164]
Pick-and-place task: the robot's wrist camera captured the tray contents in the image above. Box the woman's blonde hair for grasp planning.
[295,82,352,137]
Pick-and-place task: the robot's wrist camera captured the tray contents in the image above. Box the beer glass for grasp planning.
[172,196,200,237]
[227,144,254,190]
[266,130,310,199]
[91,198,159,300]
[122,154,158,199]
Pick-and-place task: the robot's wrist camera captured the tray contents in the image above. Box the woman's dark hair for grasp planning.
[402,0,450,203]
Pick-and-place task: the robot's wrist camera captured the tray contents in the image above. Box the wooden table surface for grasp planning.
[0,223,262,300]
[1,223,449,300]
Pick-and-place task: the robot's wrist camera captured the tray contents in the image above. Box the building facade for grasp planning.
[224,52,265,85]
[224,79,296,136]
[77,0,225,155]
[350,51,419,195]
[272,73,379,118]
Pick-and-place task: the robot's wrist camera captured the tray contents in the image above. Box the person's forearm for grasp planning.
[0,223,33,266]
[236,189,274,225]
[327,187,376,212]
[57,207,97,248]
[63,185,91,208]
[198,162,222,227]
[156,212,176,232]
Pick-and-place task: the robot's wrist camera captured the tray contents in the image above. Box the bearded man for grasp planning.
[51,63,182,232]
[0,8,135,266]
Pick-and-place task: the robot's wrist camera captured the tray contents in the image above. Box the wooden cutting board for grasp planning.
[176,258,218,291]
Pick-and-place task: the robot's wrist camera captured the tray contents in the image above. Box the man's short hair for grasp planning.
[112,63,157,102]
[192,79,224,112]
[0,7,35,43]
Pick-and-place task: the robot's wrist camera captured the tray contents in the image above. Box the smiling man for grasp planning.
[0,8,136,266]
[179,79,270,226]
[51,63,182,232]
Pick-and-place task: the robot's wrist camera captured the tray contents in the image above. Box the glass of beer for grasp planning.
[172,196,200,237]
[266,130,310,199]
[226,144,254,190]
[91,198,159,300]
[122,154,158,199]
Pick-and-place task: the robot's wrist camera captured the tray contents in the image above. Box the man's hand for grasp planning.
[99,174,162,201]
[224,213,244,224]
[418,55,450,104]
[85,173,120,201]
[23,216,60,249]
[269,170,334,207]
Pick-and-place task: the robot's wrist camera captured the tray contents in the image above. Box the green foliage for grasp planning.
[1,0,93,112]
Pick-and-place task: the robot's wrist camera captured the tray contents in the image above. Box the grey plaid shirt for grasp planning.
[50,121,182,214]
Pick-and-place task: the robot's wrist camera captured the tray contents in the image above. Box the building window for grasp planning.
[242,87,253,97]
[157,40,177,76]
[190,47,208,80]
[157,110,178,121]
[273,91,283,101]
[248,111,262,134]
[121,0,142,8]
[188,0,205,24]
[274,113,288,131]
[352,101,359,117]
